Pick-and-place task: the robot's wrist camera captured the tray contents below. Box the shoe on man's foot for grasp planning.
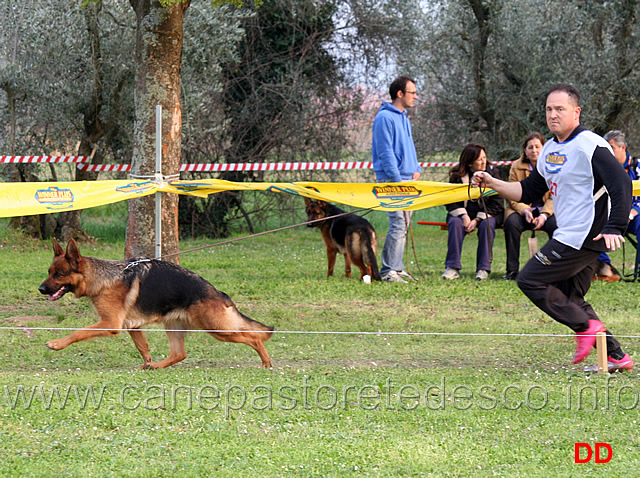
[382,270,408,283]
[475,270,489,281]
[572,319,606,364]
[441,268,460,280]
[502,271,518,281]
[397,270,418,281]
[584,353,634,373]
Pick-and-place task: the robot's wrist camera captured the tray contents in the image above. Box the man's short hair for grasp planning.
[389,76,416,100]
[547,83,580,107]
[604,130,626,147]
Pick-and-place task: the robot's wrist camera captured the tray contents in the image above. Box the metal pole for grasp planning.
[155,105,162,259]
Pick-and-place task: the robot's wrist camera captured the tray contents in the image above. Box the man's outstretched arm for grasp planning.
[471,171,523,202]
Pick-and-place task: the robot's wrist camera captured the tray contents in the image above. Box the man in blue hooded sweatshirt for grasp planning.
[372,76,422,282]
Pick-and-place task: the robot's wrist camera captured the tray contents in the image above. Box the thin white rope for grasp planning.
[0,326,637,338]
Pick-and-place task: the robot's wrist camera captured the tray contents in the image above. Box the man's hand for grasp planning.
[412,171,421,180]
[473,171,523,209]
[471,171,492,188]
[593,233,625,250]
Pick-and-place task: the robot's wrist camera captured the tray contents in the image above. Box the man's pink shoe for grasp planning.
[572,320,605,364]
[607,354,634,372]
[584,354,634,373]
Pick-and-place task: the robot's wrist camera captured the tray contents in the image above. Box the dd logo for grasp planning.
[574,443,612,463]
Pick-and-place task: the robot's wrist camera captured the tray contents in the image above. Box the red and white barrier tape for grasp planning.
[77,163,132,172]
[1,156,514,171]
[0,155,88,164]
[424,160,514,167]
[179,161,376,172]
[77,160,515,172]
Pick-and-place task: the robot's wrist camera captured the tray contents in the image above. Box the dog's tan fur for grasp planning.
[38,238,273,369]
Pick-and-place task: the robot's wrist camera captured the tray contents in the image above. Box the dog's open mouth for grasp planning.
[48,285,71,301]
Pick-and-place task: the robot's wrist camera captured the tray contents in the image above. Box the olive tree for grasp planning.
[0,1,135,238]
[405,0,640,158]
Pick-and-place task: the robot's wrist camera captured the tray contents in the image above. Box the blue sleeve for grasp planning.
[630,163,640,213]
[372,116,403,182]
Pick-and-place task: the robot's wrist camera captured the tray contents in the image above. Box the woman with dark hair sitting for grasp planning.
[442,144,504,280]
[503,132,557,280]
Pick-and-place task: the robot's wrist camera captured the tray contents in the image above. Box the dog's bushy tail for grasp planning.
[361,231,382,281]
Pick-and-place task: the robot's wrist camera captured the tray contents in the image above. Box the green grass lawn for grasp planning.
[0,215,639,476]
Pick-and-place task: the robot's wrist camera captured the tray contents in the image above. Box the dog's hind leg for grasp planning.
[190,298,273,368]
[145,330,187,369]
[244,338,272,368]
[364,231,382,281]
[212,331,272,368]
[348,233,369,279]
[128,329,153,368]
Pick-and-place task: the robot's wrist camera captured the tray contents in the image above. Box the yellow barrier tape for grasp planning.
[163,179,486,211]
[2,178,640,218]
[0,180,158,218]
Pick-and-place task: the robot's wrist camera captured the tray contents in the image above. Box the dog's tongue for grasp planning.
[49,288,65,301]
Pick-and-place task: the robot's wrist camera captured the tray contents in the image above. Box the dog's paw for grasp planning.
[139,363,156,370]
[46,340,64,350]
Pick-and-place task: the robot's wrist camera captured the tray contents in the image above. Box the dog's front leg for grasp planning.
[46,320,123,350]
[320,229,337,277]
[325,244,337,277]
[46,299,125,350]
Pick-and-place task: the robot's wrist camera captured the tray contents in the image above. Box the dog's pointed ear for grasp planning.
[53,237,64,257]
[65,238,81,267]
[303,197,313,206]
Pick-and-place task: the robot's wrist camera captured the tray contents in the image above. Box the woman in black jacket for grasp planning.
[442,143,504,280]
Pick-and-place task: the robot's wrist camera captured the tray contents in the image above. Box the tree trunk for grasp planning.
[597,0,638,134]
[467,0,495,139]
[126,0,189,263]
[57,3,104,242]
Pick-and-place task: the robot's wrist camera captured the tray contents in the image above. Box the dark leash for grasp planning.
[467,176,494,264]
[158,184,472,262]
[405,180,491,279]
[158,208,365,261]
[407,212,425,278]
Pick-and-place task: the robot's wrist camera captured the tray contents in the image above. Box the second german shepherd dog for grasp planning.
[38,238,273,369]
[304,198,381,281]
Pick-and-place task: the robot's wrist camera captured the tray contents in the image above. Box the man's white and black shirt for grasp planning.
[520,125,632,252]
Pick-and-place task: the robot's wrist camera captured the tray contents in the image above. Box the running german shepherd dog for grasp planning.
[38,238,273,369]
[304,198,381,281]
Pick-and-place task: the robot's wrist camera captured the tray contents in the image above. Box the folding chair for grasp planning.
[622,232,640,281]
